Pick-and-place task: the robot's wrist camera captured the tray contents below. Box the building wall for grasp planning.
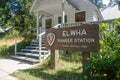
[41,3,99,28]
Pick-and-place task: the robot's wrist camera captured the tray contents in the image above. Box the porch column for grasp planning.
[62,0,65,27]
[36,11,39,40]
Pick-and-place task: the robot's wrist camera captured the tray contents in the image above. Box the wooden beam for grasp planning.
[82,52,90,76]
[50,49,59,70]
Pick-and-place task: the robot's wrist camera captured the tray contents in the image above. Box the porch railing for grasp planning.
[14,28,36,55]
[62,21,100,27]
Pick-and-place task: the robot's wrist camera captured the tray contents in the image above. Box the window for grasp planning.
[46,19,52,29]
[58,15,67,24]
[58,17,61,24]
[118,1,120,10]
[75,11,86,22]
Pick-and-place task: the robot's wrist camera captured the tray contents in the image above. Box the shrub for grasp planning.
[60,51,82,63]
[0,45,9,58]
[0,39,31,58]
[87,23,120,80]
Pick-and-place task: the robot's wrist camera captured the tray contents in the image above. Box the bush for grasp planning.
[87,23,120,80]
[0,39,31,58]
[88,54,120,80]
[0,45,9,58]
[60,51,82,63]
[17,39,31,52]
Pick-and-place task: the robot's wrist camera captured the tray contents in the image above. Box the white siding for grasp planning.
[41,2,99,28]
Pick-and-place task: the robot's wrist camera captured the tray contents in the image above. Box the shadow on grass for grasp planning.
[22,67,82,80]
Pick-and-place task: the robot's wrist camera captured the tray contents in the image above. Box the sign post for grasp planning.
[50,49,59,69]
[82,52,90,76]
[46,24,100,73]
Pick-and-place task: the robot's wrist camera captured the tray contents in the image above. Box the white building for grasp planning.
[100,0,120,31]
[101,0,120,20]
[30,0,103,37]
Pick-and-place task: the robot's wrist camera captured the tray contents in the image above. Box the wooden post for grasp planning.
[50,49,59,70]
[82,52,90,76]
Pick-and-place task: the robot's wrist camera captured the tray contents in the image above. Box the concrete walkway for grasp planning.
[0,59,37,80]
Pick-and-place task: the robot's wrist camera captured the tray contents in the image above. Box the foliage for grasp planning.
[13,0,36,34]
[2,30,19,39]
[114,18,120,26]
[0,45,9,58]
[92,0,104,8]
[0,0,7,8]
[114,17,120,33]
[0,39,31,58]
[60,51,82,63]
[16,39,31,52]
[87,22,120,80]
[0,0,11,27]
[0,0,36,39]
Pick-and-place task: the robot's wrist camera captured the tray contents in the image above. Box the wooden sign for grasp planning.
[46,24,100,52]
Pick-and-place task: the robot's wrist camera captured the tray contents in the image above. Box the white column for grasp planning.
[14,37,17,55]
[36,12,39,40]
[62,0,65,27]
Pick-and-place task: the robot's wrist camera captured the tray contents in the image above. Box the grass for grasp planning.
[0,37,24,46]
[12,52,83,80]
[0,37,30,59]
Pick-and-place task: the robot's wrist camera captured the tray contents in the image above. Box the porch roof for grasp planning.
[30,0,77,15]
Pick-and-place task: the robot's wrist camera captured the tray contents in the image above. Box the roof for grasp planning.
[0,27,5,33]
[101,4,120,20]
[30,0,78,15]
[0,27,12,33]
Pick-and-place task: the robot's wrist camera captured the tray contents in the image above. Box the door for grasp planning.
[46,19,52,29]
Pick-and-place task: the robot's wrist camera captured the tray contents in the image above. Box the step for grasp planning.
[21,49,48,53]
[11,56,40,64]
[21,49,39,52]
[41,50,49,53]
[16,52,48,58]
[26,46,39,49]
[17,52,39,57]
[30,43,45,46]
[30,44,38,46]
[32,41,39,44]
[26,46,46,50]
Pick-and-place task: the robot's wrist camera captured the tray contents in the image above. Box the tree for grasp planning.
[0,0,36,37]
[12,0,36,33]
[0,0,11,27]
[92,0,104,8]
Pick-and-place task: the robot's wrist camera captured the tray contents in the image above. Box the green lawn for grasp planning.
[12,53,83,80]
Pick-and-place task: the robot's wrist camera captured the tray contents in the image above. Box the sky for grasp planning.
[103,0,110,5]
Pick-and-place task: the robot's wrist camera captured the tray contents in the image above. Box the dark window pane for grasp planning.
[75,11,86,22]
[46,19,52,29]
[58,15,67,24]
[58,16,61,24]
